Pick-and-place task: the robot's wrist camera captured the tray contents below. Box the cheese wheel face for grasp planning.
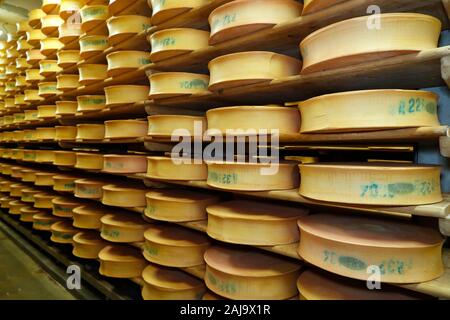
[41,16,64,35]
[299,163,443,205]
[300,13,441,74]
[52,175,77,192]
[58,22,82,43]
[78,63,107,84]
[57,50,81,67]
[298,214,445,283]
[56,101,77,115]
[80,5,109,32]
[149,72,210,99]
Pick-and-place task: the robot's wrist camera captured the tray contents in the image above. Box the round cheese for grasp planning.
[147,115,206,139]
[25,69,44,82]
[99,245,147,278]
[26,29,46,47]
[106,50,151,77]
[12,114,26,125]
[26,49,45,65]
[104,119,147,139]
[34,172,55,186]
[206,161,299,191]
[52,175,77,192]
[42,0,61,14]
[74,179,106,199]
[107,15,151,45]
[60,0,84,20]
[149,72,209,99]
[16,57,31,70]
[6,47,18,59]
[17,39,33,53]
[103,154,147,173]
[11,148,24,159]
[141,264,206,300]
[101,184,147,207]
[39,59,62,76]
[56,74,79,91]
[9,200,28,215]
[77,95,107,112]
[298,89,440,133]
[298,214,445,283]
[37,105,57,119]
[17,21,32,36]
[76,123,105,140]
[36,127,56,140]
[209,0,302,45]
[20,207,42,222]
[38,82,61,97]
[52,197,81,218]
[34,193,56,208]
[5,65,17,76]
[300,13,441,74]
[33,213,63,231]
[10,184,26,198]
[79,35,108,59]
[15,75,29,88]
[29,9,46,28]
[143,224,210,267]
[0,181,12,192]
[56,100,77,115]
[104,85,149,107]
[21,168,37,181]
[53,150,77,166]
[55,125,77,141]
[149,28,210,62]
[41,15,64,36]
[100,213,149,243]
[109,0,152,16]
[72,231,108,259]
[207,200,308,246]
[58,22,82,44]
[11,165,25,177]
[21,188,39,203]
[145,189,219,222]
[0,196,13,208]
[50,220,78,244]
[146,156,207,180]
[57,50,81,68]
[150,0,208,25]
[75,152,104,170]
[80,5,109,33]
[6,32,18,45]
[205,246,301,300]
[78,63,107,85]
[299,163,443,205]
[72,204,107,229]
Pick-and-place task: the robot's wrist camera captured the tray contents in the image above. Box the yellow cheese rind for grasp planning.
[149,28,210,62]
[109,0,152,16]
[52,196,80,217]
[106,50,151,76]
[8,200,27,215]
[25,69,44,83]
[53,151,77,166]
[208,51,301,91]
[76,123,105,140]
[299,163,443,205]
[17,21,32,36]
[77,95,106,112]
[299,90,440,133]
[300,13,442,74]
[102,155,147,173]
[60,0,84,20]
[17,39,33,52]
[209,0,302,45]
[149,72,210,99]
[72,205,107,229]
[41,15,64,36]
[206,200,308,245]
[107,15,151,45]
[0,196,13,208]
[150,0,209,25]
[26,29,46,47]
[100,213,149,243]
[32,213,63,231]
[101,185,147,207]
[74,179,105,199]
[147,115,206,138]
[104,85,149,107]
[29,9,46,27]
[34,193,56,208]
[36,127,56,141]
[104,119,147,139]
[99,245,147,278]
[39,59,62,76]
[58,22,82,44]
[75,153,104,170]
[79,35,108,59]
[56,74,79,91]
[37,105,57,119]
[42,0,61,14]
[38,82,61,97]
[56,100,78,115]
[73,231,108,259]
[26,49,45,65]
[78,63,107,85]
[297,214,445,283]
[52,175,76,193]
[146,156,208,181]
[80,5,109,33]
[50,221,78,244]
[20,207,42,222]
[57,50,81,68]
[21,188,39,203]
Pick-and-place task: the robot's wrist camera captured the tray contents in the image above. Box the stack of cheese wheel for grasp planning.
[141,264,206,300]
[106,15,151,46]
[73,231,108,259]
[50,220,79,244]
[72,204,108,229]
[208,0,302,44]
[299,163,442,205]
[143,224,210,267]
[298,214,445,283]
[99,245,147,278]
[299,13,441,74]
[298,90,440,133]
[100,212,149,243]
[147,115,206,140]
[149,28,210,62]
[148,72,210,99]
[150,0,208,25]
[145,189,219,222]
[204,246,301,300]
[101,185,147,207]
[146,156,207,180]
[206,200,308,245]
[102,154,147,173]
[104,119,147,139]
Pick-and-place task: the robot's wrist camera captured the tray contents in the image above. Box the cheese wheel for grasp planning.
[39,59,62,76]
[100,213,149,242]
[299,163,443,205]
[80,5,109,33]
[101,184,147,207]
[104,119,147,139]
[21,168,37,181]
[104,85,149,107]
[52,175,77,192]
[79,35,108,59]
[107,15,151,45]
[17,39,33,52]
[13,113,26,123]
[57,50,81,68]
[11,148,24,160]
[10,184,26,197]
[21,188,39,203]
[300,14,441,74]
[55,126,77,141]
[205,246,301,300]
[54,150,77,166]
[5,65,17,76]
[0,181,12,192]
[72,205,107,229]
[37,105,57,119]
[141,264,206,300]
[78,63,107,85]
[146,156,207,180]
[16,57,31,70]
[15,75,29,88]
[5,81,15,93]
[150,0,208,25]
[102,155,147,173]
[76,123,105,140]
[77,95,107,112]
[299,90,440,133]
[25,69,44,82]
[34,193,56,208]
[42,0,61,14]
[209,0,302,45]
[29,9,46,27]
[6,47,18,59]
[50,220,78,244]
[74,179,106,199]
[20,207,42,222]
[9,200,28,215]
[26,29,46,47]
[73,231,108,259]
[52,197,80,218]
[58,22,82,44]
[207,200,308,246]
[60,0,84,20]
[33,213,63,231]
[36,127,56,140]
[34,172,55,186]
[298,214,445,283]
[17,21,32,36]
[56,74,79,91]
[143,224,210,267]
[147,115,206,138]
[6,32,17,45]
[11,165,24,177]
[26,49,45,65]
[149,72,209,99]
[0,196,13,208]
[206,105,300,135]
[56,100,77,115]
[41,16,64,36]
[75,152,104,170]
[109,0,152,16]
[149,28,209,62]
[38,82,61,97]
[106,50,151,76]
[207,161,299,191]
[99,245,148,278]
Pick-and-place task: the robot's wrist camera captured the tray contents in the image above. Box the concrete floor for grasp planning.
[0,228,76,300]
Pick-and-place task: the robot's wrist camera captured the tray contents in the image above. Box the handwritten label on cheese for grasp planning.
[82,7,106,19]
[208,171,238,185]
[152,37,176,49]
[360,179,438,199]
[102,228,120,239]
[206,270,237,295]
[144,243,159,256]
[211,13,237,31]
[179,79,208,89]
[391,98,437,116]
